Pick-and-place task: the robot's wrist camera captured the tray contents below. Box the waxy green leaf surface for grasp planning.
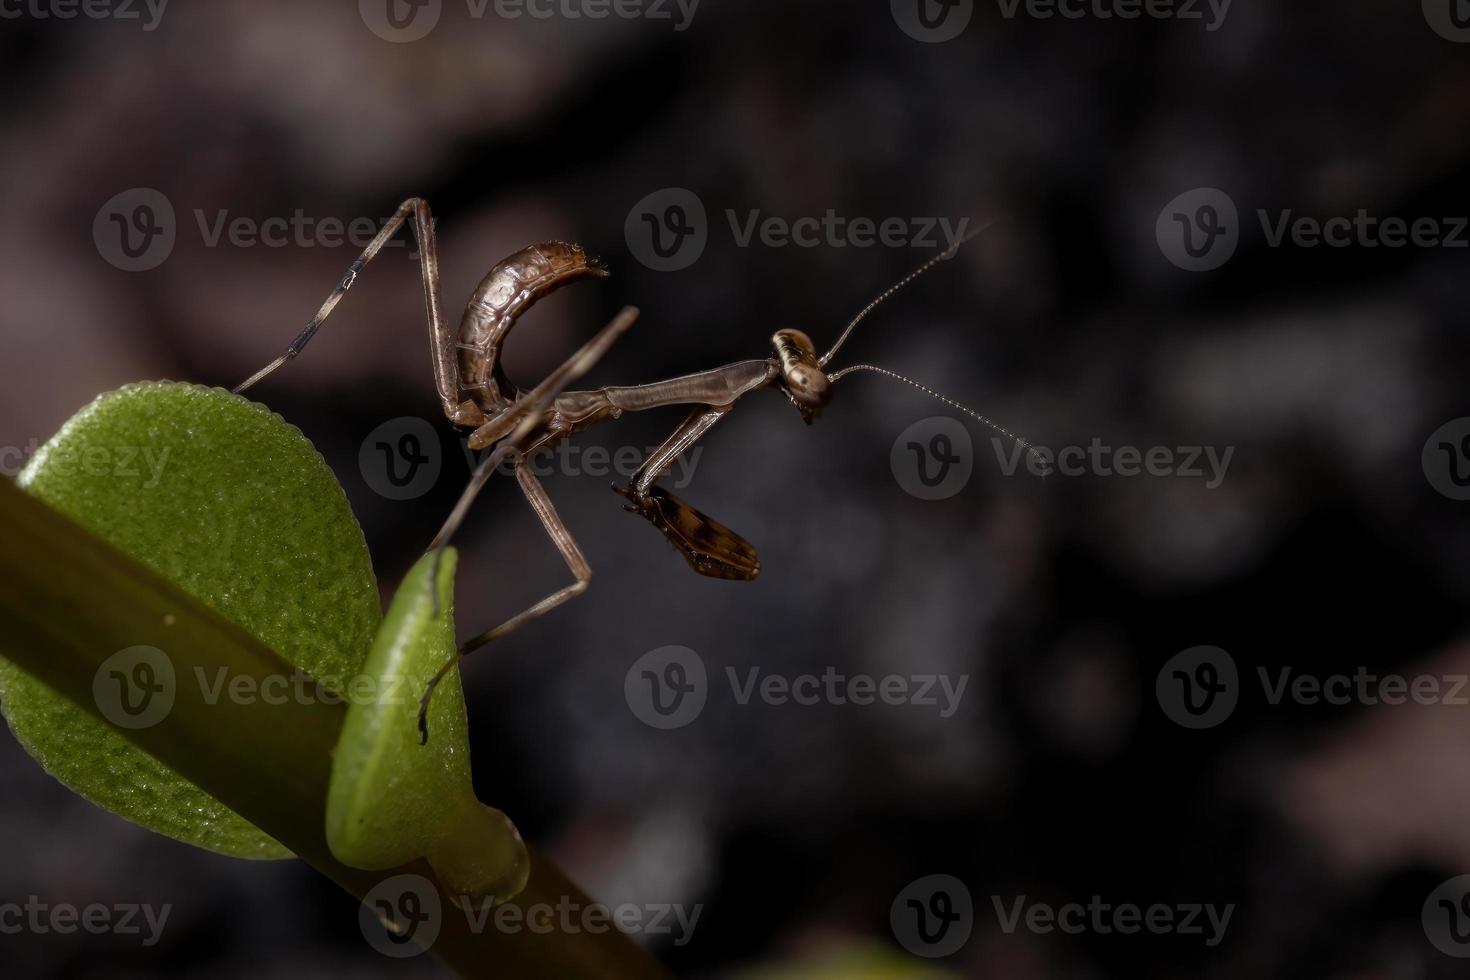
[0,382,381,857]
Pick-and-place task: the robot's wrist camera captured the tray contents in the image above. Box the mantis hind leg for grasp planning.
[417,458,594,743]
[460,458,593,655]
[234,197,477,426]
[415,307,638,741]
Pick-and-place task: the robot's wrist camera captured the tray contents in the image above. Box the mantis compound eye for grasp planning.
[771,328,832,423]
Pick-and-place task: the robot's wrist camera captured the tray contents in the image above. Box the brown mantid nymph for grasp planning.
[236,199,1040,734]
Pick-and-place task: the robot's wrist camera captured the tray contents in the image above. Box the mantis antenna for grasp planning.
[818,220,993,368]
[827,363,1049,468]
[820,219,1049,468]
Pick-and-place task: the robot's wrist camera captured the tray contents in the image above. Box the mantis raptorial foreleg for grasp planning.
[629,405,730,496]
[612,405,761,580]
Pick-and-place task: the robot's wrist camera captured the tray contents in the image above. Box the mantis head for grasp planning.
[771,328,832,424]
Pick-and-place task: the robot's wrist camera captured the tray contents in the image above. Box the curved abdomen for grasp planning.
[458,241,608,411]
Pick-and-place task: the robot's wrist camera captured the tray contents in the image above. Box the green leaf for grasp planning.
[326,547,530,905]
[0,382,381,858]
[0,482,667,980]
[733,942,960,980]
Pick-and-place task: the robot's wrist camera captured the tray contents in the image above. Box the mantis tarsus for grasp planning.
[234,198,1040,739]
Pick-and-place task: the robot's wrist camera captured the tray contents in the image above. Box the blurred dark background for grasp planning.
[3,0,1470,976]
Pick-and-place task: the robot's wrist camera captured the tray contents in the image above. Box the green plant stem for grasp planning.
[0,478,669,980]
